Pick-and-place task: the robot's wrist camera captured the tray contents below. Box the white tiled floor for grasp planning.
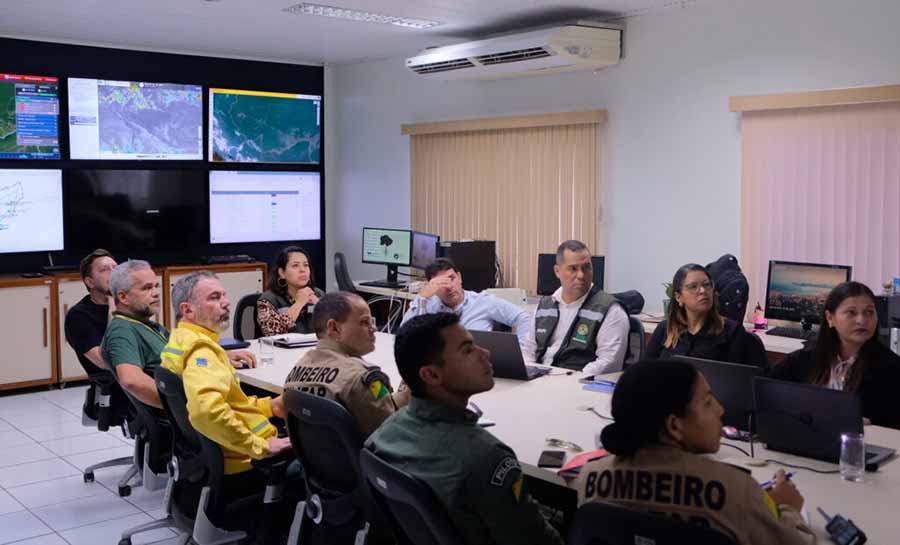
[0,385,180,545]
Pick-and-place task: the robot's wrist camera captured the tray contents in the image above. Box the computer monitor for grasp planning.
[536,253,605,295]
[410,231,440,270]
[0,169,64,254]
[361,227,412,286]
[209,171,321,244]
[764,260,852,326]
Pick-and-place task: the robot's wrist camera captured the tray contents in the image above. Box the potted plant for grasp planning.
[662,282,673,314]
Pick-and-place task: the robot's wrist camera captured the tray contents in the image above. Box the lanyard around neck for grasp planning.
[113,314,168,343]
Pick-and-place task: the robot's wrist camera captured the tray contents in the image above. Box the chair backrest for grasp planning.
[334,252,358,293]
[626,315,646,365]
[283,389,374,524]
[359,449,465,545]
[83,372,131,431]
[567,501,736,545]
[155,367,225,517]
[233,293,263,341]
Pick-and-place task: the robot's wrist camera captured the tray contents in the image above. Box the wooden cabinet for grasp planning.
[163,263,266,331]
[0,277,57,391]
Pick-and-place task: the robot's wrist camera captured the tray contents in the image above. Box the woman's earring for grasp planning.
[277,277,287,288]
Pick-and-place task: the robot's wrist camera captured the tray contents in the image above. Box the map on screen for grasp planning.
[0,73,60,160]
[68,78,202,160]
[209,88,321,164]
[0,169,63,254]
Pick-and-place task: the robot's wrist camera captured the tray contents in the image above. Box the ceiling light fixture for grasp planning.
[282,2,443,30]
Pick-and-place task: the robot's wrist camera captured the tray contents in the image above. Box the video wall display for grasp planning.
[0,169,64,254]
[209,88,321,164]
[0,73,60,160]
[64,169,208,251]
[68,78,203,160]
[209,170,321,244]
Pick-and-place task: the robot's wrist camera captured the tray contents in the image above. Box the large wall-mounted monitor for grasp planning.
[0,73,60,160]
[0,169,64,254]
[68,78,203,160]
[765,260,852,324]
[209,170,321,244]
[209,88,321,164]
[64,169,207,251]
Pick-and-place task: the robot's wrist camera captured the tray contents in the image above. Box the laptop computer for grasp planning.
[673,356,762,431]
[469,330,551,381]
[753,377,895,465]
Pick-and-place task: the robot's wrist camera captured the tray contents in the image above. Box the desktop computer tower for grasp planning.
[437,240,496,292]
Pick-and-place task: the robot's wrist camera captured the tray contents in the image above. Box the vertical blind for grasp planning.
[741,102,900,309]
[410,120,603,293]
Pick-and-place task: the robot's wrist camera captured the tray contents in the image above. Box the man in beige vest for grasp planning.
[284,291,408,436]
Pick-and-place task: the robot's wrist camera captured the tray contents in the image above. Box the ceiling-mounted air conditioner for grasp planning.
[406,21,622,80]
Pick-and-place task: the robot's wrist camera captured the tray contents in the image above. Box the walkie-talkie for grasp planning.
[817,507,867,545]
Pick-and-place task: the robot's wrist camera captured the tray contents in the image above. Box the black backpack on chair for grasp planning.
[706,254,749,323]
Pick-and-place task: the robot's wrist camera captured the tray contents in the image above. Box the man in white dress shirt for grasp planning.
[521,240,630,376]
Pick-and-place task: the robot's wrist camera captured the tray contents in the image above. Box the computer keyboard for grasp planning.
[767,327,817,341]
[359,280,408,289]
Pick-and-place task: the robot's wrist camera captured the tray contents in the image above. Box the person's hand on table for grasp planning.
[227,349,257,369]
[766,469,804,511]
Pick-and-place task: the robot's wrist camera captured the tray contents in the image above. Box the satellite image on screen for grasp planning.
[97,82,201,157]
[0,74,60,160]
[210,88,321,164]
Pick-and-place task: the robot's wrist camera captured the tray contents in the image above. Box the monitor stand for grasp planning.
[359,264,407,289]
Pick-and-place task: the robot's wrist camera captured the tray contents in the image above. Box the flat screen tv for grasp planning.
[64,169,207,252]
[209,87,321,164]
[0,73,60,160]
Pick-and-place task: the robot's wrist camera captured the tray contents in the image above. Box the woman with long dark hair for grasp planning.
[576,360,815,545]
[646,264,766,365]
[257,246,325,336]
[768,281,900,429]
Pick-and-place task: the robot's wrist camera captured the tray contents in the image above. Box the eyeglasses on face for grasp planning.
[681,280,713,294]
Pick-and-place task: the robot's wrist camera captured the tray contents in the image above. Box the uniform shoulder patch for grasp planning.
[362,369,391,400]
[490,456,520,486]
[195,357,208,367]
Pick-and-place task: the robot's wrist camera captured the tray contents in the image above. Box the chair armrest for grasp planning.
[251,450,295,482]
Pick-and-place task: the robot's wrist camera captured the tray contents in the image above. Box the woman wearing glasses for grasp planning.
[646,263,767,365]
[767,281,900,429]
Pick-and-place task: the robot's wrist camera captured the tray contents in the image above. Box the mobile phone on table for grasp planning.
[537,450,566,468]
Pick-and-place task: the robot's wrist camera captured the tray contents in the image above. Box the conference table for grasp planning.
[237,333,900,542]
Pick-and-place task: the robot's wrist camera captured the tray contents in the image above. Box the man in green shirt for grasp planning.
[102,260,168,408]
[365,313,563,545]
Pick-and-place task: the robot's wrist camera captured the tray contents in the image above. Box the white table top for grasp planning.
[639,317,805,355]
[354,281,419,301]
[238,333,900,542]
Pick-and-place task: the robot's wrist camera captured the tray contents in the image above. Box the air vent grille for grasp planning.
[410,58,476,74]
[474,47,550,65]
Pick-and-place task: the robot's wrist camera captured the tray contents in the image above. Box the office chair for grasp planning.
[360,449,465,545]
[283,389,386,545]
[156,368,297,545]
[567,501,736,545]
[625,316,646,365]
[81,372,144,497]
[233,293,263,341]
[334,251,405,332]
[334,252,358,293]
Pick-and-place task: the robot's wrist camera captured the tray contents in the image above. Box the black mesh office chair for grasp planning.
[359,449,465,545]
[283,389,386,545]
[625,316,646,365]
[233,293,263,341]
[156,367,295,545]
[81,373,143,497]
[567,501,736,545]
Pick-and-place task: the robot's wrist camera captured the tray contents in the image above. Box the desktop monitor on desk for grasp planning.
[361,227,412,288]
[410,231,440,270]
[764,260,852,331]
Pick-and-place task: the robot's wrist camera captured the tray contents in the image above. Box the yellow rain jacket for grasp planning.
[161,321,276,475]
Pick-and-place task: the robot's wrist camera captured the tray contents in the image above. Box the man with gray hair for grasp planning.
[101,259,168,408]
[521,240,630,375]
[161,271,292,489]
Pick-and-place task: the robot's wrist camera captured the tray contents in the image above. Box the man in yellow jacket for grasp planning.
[161,270,292,498]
